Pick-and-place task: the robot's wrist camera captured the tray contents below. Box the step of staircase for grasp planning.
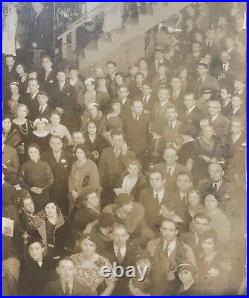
[79,2,191,72]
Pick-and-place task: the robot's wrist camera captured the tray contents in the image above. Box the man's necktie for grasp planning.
[117,248,124,264]
[155,193,160,204]
[64,282,71,296]
[213,183,218,192]
[169,122,174,130]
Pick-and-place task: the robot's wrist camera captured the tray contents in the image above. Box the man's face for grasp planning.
[72,132,84,144]
[184,94,195,109]
[164,148,178,166]
[142,85,152,96]
[231,96,242,109]
[112,135,124,149]
[106,63,116,76]
[176,175,192,192]
[234,80,244,92]
[50,138,63,152]
[158,89,170,102]
[149,172,164,191]
[6,57,15,68]
[29,242,44,261]
[28,80,39,93]
[208,101,221,117]
[231,121,242,135]
[166,108,177,121]
[155,50,164,60]
[38,95,48,106]
[23,198,35,214]
[133,101,143,115]
[112,227,129,248]
[42,58,52,70]
[197,65,207,76]
[225,38,234,50]
[129,66,139,77]
[208,164,224,181]
[220,89,229,100]
[118,87,129,100]
[194,217,209,234]
[121,202,133,214]
[160,221,178,242]
[57,260,75,282]
[69,69,78,80]
[57,72,66,82]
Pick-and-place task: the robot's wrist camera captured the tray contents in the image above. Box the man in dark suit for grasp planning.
[182,92,202,137]
[2,135,20,184]
[170,172,194,230]
[117,85,132,119]
[105,61,118,98]
[28,3,53,55]
[208,99,230,141]
[140,81,155,114]
[220,83,233,118]
[231,95,243,119]
[41,135,73,216]
[162,105,183,145]
[184,42,203,77]
[24,78,40,121]
[155,147,189,191]
[139,169,175,234]
[34,91,53,120]
[180,212,213,257]
[99,130,135,207]
[103,224,139,295]
[38,55,57,102]
[43,258,94,296]
[149,46,166,74]
[54,70,78,132]
[195,63,220,98]
[123,99,150,160]
[170,76,185,114]
[198,162,231,212]
[2,55,18,109]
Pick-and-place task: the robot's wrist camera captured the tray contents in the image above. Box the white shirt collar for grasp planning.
[212,180,223,190]
[61,280,73,295]
[211,113,219,122]
[163,239,177,256]
[153,188,165,204]
[114,245,126,258]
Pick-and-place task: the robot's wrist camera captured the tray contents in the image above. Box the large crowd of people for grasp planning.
[2,2,246,296]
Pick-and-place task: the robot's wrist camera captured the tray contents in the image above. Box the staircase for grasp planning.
[58,2,191,73]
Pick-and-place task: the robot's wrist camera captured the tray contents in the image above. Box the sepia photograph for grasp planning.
[2,2,247,296]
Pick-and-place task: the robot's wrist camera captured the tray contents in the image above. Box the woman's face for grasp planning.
[87,193,99,208]
[10,84,19,95]
[139,60,148,71]
[50,114,60,125]
[16,64,25,74]
[17,106,27,119]
[113,102,121,112]
[201,238,215,254]
[204,195,218,211]
[23,198,35,214]
[188,192,200,207]
[76,148,86,162]
[28,147,40,162]
[45,203,57,218]
[2,118,11,132]
[128,164,139,177]
[88,123,97,135]
[80,239,96,256]
[36,121,46,131]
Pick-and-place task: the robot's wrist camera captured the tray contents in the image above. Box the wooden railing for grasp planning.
[57,3,104,60]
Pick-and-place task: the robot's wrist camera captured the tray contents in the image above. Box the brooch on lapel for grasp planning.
[49,80,54,84]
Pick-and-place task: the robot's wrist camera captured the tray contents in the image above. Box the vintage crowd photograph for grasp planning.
[2,2,247,296]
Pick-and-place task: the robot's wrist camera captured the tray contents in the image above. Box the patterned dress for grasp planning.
[70,254,114,294]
